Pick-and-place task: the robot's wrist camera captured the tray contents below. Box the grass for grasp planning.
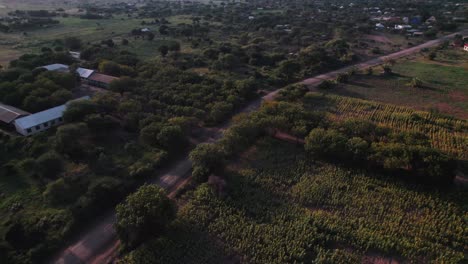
[327,48,468,119]
[0,15,156,62]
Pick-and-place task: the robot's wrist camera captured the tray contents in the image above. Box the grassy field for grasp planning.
[175,138,467,263]
[0,13,211,66]
[328,48,468,119]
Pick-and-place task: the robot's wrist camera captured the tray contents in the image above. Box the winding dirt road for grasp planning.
[50,29,467,264]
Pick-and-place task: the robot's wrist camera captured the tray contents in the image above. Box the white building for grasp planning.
[41,63,69,72]
[14,96,90,136]
[76,67,94,80]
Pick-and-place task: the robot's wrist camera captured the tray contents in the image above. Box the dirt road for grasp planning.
[50,30,467,264]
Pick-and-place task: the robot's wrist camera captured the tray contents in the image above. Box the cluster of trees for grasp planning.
[0,66,75,112]
[190,100,457,185]
[304,120,456,184]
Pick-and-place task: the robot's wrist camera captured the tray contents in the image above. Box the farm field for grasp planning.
[328,48,468,119]
[147,138,467,263]
[302,93,468,160]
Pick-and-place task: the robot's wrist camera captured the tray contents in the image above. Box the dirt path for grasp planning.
[49,29,468,264]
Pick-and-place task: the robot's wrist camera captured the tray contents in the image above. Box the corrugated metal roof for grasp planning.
[14,105,66,129]
[0,103,30,124]
[88,72,118,84]
[14,96,90,129]
[41,64,69,72]
[77,68,94,78]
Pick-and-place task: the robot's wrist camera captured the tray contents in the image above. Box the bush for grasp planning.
[317,80,334,90]
[408,78,423,88]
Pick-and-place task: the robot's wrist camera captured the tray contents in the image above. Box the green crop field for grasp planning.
[173,138,467,263]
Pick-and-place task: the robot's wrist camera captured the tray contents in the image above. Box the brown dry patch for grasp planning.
[362,254,401,264]
[449,90,468,102]
[364,34,392,44]
[191,67,210,75]
[0,48,21,67]
[434,102,468,120]
[454,170,468,187]
[306,206,334,215]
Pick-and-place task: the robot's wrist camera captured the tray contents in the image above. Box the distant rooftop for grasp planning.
[41,64,69,72]
[77,67,95,78]
[88,72,118,84]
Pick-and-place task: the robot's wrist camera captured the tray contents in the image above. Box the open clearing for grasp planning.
[328,48,468,119]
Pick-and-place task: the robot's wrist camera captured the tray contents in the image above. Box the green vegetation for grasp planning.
[136,138,467,263]
[115,184,176,249]
[329,48,468,119]
[0,0,466,262]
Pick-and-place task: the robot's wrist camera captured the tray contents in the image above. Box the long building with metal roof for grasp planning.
[0,103,30,124]
[14,96,90,136]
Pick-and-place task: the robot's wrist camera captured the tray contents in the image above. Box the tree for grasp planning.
[317,80,334,90]
[277,60,301,83]
[346,137,369,162]
[63,100,99,122]
[305,128,347,159]
[43,178,78,205]
[147,32,155,41]
[36,151,63,179]
[64,37,82,50]
[115,184,176,249]
[168,41,181,52]
[427,52,436,60]
[122,39,129,45]
[139,123,161,146]
[54,123,89,160]
[336,72,350,83]
[382,64,392,75]
[99,61,121,76]
[158,45,169,57]
[159,25,169,36]
[157,125,186,152]
[109,76,136,96]
[210,102,233,123]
